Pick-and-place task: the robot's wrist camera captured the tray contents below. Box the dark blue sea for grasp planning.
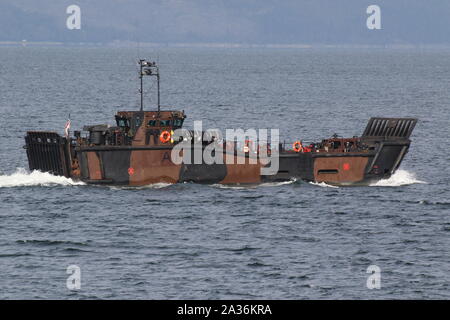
[0,47,448,299]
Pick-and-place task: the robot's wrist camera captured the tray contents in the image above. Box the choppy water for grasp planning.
[0,47,449,299]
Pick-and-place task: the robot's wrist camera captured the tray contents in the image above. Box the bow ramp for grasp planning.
[362,117,417,139]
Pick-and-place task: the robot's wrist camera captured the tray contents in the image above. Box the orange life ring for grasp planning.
[293,141,303,152]
[159,130,171,143]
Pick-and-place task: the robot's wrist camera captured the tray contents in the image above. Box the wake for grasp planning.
[307,169,425,188]
[369,169,426,187]
[309,181,339,188]
[0,168,425,189]
[0,168,84,188]
[109,183,173,190]
[211,179,297,189]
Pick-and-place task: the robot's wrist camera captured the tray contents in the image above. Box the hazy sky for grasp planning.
[1,0,449,44]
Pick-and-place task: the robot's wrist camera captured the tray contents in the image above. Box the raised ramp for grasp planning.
[362,118,418,139]
[24,132,71,177]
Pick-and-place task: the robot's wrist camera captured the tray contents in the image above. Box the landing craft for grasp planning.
[24,59,417,186]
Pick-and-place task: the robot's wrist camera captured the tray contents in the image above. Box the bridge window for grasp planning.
[116,117,129,128]
[148,120,157,126]
[160,120,171,127]
[173,119,184,127]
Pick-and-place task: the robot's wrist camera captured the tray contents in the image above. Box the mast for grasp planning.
[138,59,160,112]
[139,59,144,111]
[157,70,160,112]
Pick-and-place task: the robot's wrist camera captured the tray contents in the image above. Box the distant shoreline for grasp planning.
[2,41,450,49]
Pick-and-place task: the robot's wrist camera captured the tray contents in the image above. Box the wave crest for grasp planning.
[309,181,339,188]
[109,182,173,190]
[212,179,297,189]
[0,168,84,188]
[370,169,426,187]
